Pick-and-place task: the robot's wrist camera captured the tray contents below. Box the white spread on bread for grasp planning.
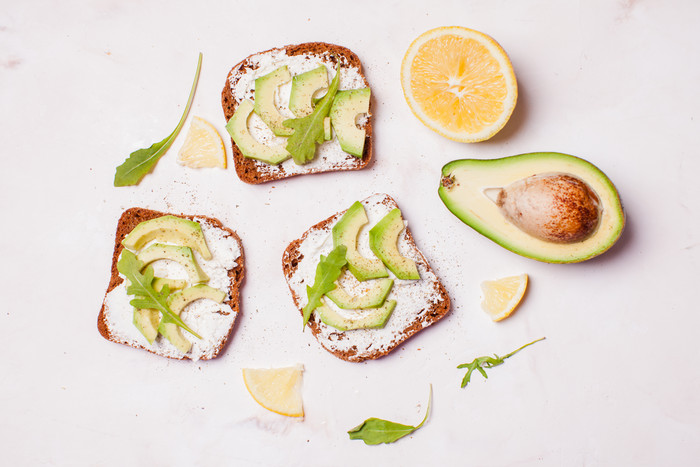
[228,49,369,177]
[286,194,444,356]
[103,219,241,361]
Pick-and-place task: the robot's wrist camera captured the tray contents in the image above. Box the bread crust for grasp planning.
[282,194,451,362]
[221,42,373,184]
[98,208,245,360]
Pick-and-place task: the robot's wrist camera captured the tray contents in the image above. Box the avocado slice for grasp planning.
[254,66,294,136]
[329,87,370,157]
[122,215,212,260]
[332,201,388,282]
[317,299,397,331]
[369,209,420,280]
[136,243,209,284]
[438,152,625,263]
[132,277,186,344]
[226,100,291,165]
[159,285,227,354]
[323,116,331,141]
[289,65,329,118]
[325,277,394,309]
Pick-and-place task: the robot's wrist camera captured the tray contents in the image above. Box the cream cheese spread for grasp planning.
[102,219,241,361]
[228,49,369,177]
[287,194,445,357]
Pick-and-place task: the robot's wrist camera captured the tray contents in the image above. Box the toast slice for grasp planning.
[282,194,451,362]
[98,208,245,361]
[221,42,373,184]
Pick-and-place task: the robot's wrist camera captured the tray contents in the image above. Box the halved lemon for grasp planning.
[242,365,304,417]
[401,26,517,142]
[480,274,528,321]
[177,116,227,168]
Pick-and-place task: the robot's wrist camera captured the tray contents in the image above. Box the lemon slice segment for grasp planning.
[242,365,304,417]
[480,274,528,321]
[177,116,227,168]
[401,26,517,142]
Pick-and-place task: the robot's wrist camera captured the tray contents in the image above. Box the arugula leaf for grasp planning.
[302,245,347,328]
[114,53,202,186]
[348,385,432,445]
[283,64,340,165]
[457,337,545,388]
[117,249,201,339]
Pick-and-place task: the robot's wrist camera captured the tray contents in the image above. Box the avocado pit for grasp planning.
[494,173,601,244]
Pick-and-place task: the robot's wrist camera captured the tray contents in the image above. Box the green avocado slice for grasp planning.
[254,66,294,136]
[317,299,397,331]
[136,243,209,284]
[329,87,370,157]
[325,277,394,309]
[122,215,212,260]
[226,100,291,165]
[332,201,388,282]
[289,65,329,118]
[369,209,420,280]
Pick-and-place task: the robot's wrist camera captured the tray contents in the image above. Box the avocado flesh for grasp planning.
[289,65,328,118]
[438,152,625,263]
[122,215,212,260]
[136,243,209,284]
[159,285,227,354]
[317,299,397,331]
[132,277,186,344]
[332,201,388,282]
[226,100,291,165]
[325,277,394,309]
[329,88,370,157]
[369,209,420,280]
[254,66,294,136]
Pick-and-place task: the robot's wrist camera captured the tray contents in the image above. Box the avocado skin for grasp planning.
[438,152,625,263]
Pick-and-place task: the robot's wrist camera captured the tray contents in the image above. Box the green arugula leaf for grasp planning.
[114,53,202,186]
[283,64,340,165]
[117,249,201,339]
[457,337,545,388]
[302,245,347,328]
[348,385,432,445]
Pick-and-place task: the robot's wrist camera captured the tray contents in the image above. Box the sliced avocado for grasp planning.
[317,299,396,331]
[132,277,186,344]
[254,66,294,136]
[438,152,625,263]
[159,285,227,354]
[325,277,394,309]
[369,209,420,280]
[329,87,370,157]
[226,99,291,165]
[332,201,388,282]
[137,243,209,284]
[323,116,331,141]
[289,65,328,117]
[122,215,212,260]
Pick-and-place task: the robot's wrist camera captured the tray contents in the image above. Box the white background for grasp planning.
[2,0,699,465]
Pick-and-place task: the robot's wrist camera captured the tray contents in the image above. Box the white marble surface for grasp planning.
[2,0,700,465]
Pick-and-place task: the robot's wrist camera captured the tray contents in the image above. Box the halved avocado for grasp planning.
[159,285,227,353]
[325,277,394,309]
[317,299,397,331]
[369,209,420,280]
[289,65,328,118]
[225,100,291,165]
[136,243,209,284]
[438,152,625,263]
[122,215,212,260]
[332,201,388,281]
[254,66,294,136]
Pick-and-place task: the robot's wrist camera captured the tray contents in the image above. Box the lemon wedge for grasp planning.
[242,365,304,417]
[480,274,528,321]
[177,116,226,168]
[401,26,518,142]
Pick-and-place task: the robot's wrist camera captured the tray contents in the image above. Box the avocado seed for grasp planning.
[495,173,601,243]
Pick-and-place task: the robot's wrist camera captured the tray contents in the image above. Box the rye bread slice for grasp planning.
[282,194,451,362]
[98,208,245,360]
[221,42,373,184]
